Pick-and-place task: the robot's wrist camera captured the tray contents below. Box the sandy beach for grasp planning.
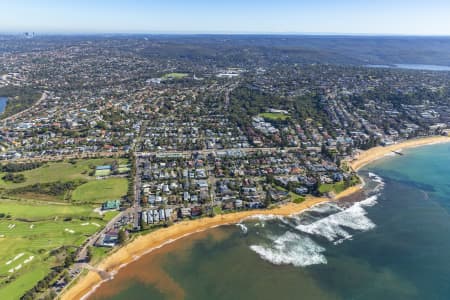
[61,197,332,300]
[62,135,450,300]
[349,136,450,171]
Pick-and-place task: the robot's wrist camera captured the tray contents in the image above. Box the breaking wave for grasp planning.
[250,231,327,267]
[244,214,285,222]
[248,173,384,267]
[306,202,343,214]
[368,172,385,192]
[295,195,378,245]
[236,223,248,234]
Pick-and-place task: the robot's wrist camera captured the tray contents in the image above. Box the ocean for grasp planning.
[366,64,450,71]
[89,143,450,300]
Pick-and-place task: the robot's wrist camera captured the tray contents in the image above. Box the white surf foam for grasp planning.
[358,194,379,207]
[368,172,385,192]
[295,195,378,243]
[254,222,266,228]
[236,223,248,234]
[305,202,343,214]
[250,231,327,267]
[368,172,383,182]
[244,214,284,222]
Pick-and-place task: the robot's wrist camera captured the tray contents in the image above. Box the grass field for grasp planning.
[273,185,305,203]
[162,72,188,79]
[0,264,49,300]
[318,182,346,194]
[0,200,98,221]
[88,247,111,265]
[94,169,111,177]
[102,210,120,222]
[0,200,109,299]
[117,166,130,174]
[259,112,290,121]
[0,158,129,204]
[0,158,129,298]
[0,158,127,189]
[71,178,128,203]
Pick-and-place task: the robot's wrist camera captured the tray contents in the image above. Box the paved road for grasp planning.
[133,155,143,228]
[5,150,126,163]
[75,209,130,262]
[2,91,48,124]
[55,208,131,296]
[137,146,301,158]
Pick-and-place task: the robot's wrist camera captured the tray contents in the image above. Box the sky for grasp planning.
[1,0,450,35]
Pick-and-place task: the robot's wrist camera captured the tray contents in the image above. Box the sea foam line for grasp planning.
[250,231,327,267]
[248,187,382,268]
[294,194,378,243]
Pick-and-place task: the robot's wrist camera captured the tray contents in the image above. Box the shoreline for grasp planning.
[348,136,450,171]
[61,135,450,300]
[62,197,332,300]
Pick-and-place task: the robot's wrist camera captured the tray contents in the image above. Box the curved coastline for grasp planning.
[61,135,450,300]
[348,136,450,171]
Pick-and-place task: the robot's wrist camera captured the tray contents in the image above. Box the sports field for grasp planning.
[259,112,290,121]
[162,72,188,79]
[71,178,128,203]
[94,169,111,177]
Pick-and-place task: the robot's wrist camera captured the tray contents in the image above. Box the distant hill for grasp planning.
[1,34,450,66]
[125,35,450,66]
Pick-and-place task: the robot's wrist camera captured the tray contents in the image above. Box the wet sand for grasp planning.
[62,135,450,300]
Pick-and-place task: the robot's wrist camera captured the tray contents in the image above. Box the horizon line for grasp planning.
[1,30,450,38]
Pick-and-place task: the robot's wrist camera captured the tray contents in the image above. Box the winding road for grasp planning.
[2,91,48,124]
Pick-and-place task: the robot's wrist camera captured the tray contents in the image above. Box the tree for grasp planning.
[118,229,127,245]
[264,190,272,208]
[86,246,93,262]
[63,270,71,283]
[64,254,74,268]
[140,215,146,230]
[2,173,26,183]
[265,174,275,185]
